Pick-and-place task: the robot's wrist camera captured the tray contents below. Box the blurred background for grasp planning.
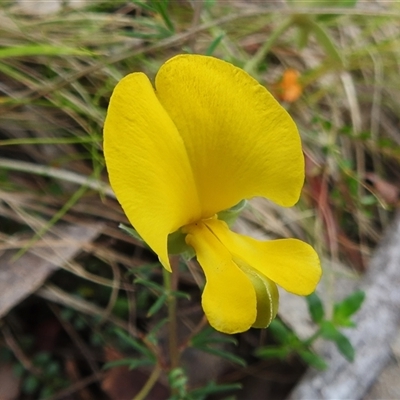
[1,0,400,399]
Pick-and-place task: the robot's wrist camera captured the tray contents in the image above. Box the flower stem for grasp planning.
[163,258,180,370]
[132,364,162,400]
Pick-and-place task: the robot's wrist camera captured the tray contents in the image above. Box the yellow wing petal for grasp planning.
[206,219,321,295]
[156,54,304,218]
[185,222,257,334]
[103,72,200,270]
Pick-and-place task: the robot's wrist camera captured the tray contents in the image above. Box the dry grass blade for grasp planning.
[1,0,400,398]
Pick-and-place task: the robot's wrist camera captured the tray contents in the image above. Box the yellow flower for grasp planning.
[103,54,321,334]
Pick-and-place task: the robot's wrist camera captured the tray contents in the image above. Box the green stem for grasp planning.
[244,17,293,76]
[163,259,179,370]
[132,364,162,400]
[304,328,322,347]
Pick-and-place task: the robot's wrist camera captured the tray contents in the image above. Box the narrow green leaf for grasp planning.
[134,278,164,293]
[334,332,355,362]
[268,319,292,344]
[152,0,175,33]
[204,0,216,10]
[103,358,154,370]
[131,0,157,12]
[288,0,357,7]
[298,349,327,370]
[197,346,246,367]
[306,18,343,66]
[306,292,325,323]
[114,329,155,360]
[255,346,290,360]
[333,291,365,325]
[319,320,340,341]
[119,224,144,242]
[206,33,225,56]
[191,327,237,347]
[190,381,242,398]
[298,26,311,49]
[147,318,169,345]
[147,294,167,317]
[319,322,355,361]
[324,0,358,7]
[0,45,91,59]
[171,290,191,300]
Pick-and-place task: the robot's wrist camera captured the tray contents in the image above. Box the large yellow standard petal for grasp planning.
[205,219,321,295]
[103,73,201,270]
[184,222,257,334]
[155,54,304,218]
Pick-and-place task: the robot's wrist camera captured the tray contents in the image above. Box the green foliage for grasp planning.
[15,351,70,398]
[298,349,328,370]
[169,368,189,399]
[205,33,225,56]
[120,200,247,259]
[287,0,358,7]
[119,223,145,242]
[168,367,242,400]
[333,291,365,327]
[306,292,325,323]
[134,275,190,318]
[319,321,355,361]
[189,381,242,400]
[0,45,92,59]
[22,374,40,395]
[1,0,397,397]
[256,319,328,370]
[191,327,246,367]
[103,357,154,370]
[257,291,365,368]
[114,328,156,361]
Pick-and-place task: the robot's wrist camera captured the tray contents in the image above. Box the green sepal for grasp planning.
[168,198,246,258]
[119,200,247,260]
[167,228,195,260]
[119,223,195,259]
[217,199,247,227]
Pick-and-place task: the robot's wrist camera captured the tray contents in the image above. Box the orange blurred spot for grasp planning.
[275,69,303,103]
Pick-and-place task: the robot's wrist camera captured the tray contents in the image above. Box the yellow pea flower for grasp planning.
[103,54,321,334]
